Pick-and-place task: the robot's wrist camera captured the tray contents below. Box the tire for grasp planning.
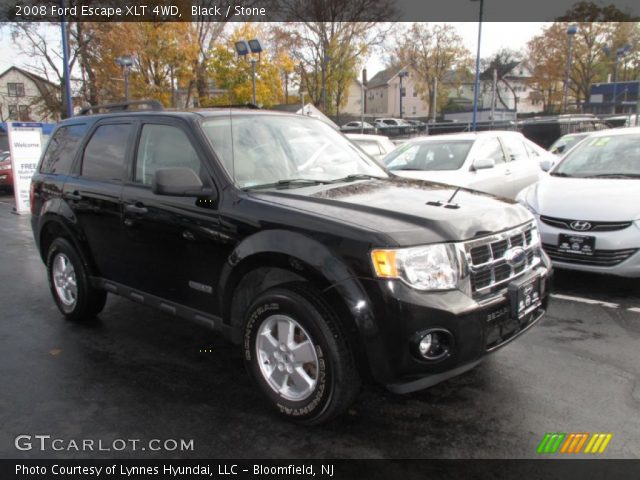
[46,237,107,321]
[243,283,361,425]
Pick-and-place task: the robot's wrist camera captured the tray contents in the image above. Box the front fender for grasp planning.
[218,230,388,377]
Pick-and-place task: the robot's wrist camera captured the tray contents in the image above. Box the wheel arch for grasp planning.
[219,230,377,380]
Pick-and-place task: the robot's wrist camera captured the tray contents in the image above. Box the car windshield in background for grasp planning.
[384,140,473,171]
[200,115,387,189]
[552,133,640,178]
[548,133,589,155]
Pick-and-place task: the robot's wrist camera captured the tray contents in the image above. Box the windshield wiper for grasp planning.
[581,173,640,179]
[328,173,384,183]
[550,172,571,177]
[243,178,328,190]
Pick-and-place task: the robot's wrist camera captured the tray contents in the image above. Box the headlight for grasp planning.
[371,244,458,290]
[0,164,11,171]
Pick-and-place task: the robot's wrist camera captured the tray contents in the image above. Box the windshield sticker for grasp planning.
[589,137,611,147]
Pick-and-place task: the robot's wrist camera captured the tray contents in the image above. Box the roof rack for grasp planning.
[202,103,261,109]
[78,99,164,116]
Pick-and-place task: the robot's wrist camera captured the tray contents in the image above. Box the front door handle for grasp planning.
[64,191,82,201]
[125,203,148,215]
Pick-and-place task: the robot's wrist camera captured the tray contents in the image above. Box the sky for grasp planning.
[0,22,549,80]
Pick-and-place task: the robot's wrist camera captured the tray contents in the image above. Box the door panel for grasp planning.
[120,121,231,315]
[63,122,135,282]
[467,137,511,198]
[501,135,541,197]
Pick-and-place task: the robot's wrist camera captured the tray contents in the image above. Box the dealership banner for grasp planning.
[2,459,640,480]
[6,122,43,215]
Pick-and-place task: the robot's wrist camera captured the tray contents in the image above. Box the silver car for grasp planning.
[517,127,640,277]
[384,131,552,199]
[346,133,396,162]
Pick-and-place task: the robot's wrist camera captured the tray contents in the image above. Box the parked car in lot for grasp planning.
[345,133,396,162]
[517,127,640,277]
[0,151,13,192]
[548,132,590,156]
[340,121,376,134]
[384,131,552,199]
[374,118,416,135]
[406,119,428,133]
[31,101,551,425]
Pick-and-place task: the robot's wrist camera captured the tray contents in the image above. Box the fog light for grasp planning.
[413,329,453,361]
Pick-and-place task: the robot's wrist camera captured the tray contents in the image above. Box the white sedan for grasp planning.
[517,127,640,277]
[346,133,396,162]
[383,131,552,199]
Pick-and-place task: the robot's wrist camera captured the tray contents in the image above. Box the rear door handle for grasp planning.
[64,191,82,201]
[125,203,148,215]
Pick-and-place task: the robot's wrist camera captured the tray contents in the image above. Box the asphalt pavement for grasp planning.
[0,193,639,459]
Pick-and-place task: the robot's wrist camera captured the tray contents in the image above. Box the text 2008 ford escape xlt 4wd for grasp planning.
[31,102,552,424]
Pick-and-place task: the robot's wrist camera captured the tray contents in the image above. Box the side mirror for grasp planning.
[539,159,555,172]
[472,157,495,170]
[152,167,214,198]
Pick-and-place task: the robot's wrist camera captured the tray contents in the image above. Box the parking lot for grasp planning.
[1,193,639,459]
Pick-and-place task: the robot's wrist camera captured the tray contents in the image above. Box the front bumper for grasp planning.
[539,221,640,278]
[357,263,551,393]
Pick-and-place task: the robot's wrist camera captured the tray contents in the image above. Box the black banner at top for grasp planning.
[1,0,639,22]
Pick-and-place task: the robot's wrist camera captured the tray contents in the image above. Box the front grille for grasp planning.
[464,222,541,298]
[543,244,637,267]
[540,215,632,232]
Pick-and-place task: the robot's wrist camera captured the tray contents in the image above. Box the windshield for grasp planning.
[549,134,588,155]
[552,133,640,178]
[384,140,473,171]
[200,115,387,189]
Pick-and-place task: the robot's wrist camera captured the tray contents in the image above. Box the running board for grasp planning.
[90,277,241,343]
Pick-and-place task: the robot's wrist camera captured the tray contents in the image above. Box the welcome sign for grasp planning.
[7,122,44,215]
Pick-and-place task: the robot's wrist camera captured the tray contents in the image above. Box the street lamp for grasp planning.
[470,0,483,132]
[562,25,578,113]
[235,38,263,105]
[115,55,134,102]
[606,44,631,114]
[398,70,409,119]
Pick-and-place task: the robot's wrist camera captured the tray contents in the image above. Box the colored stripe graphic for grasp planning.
[539,433,613,454]
[537,433,566,454]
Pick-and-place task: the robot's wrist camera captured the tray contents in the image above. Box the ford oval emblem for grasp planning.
[504,247,527,268]
[570,220,592,231]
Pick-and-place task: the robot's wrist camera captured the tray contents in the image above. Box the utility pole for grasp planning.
[60,10,73,118]
[490,68,497,124]
[563,25,578,113]
[432,77,438,124]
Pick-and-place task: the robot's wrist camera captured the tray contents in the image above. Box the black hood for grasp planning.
[249,177,534,246]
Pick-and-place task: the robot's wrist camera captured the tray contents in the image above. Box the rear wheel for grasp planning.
[243,283,361,425]
[46,238,107,321]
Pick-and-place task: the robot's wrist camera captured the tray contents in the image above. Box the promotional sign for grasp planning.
[7,122,43,215]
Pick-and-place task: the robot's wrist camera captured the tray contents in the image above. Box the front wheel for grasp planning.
[46,238,107,321]
[243,283,361,425]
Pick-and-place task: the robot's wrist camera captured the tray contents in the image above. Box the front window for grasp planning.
[552,133,640,178]
[384,140,473,171]
[200,115,387,188]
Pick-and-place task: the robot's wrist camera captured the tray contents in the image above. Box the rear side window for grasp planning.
[40,124,87,174]
[81,124,134,181]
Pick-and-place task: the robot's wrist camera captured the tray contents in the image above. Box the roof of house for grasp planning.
[480,60,522,81]
[0,66,57,100]
[366,66,404,89]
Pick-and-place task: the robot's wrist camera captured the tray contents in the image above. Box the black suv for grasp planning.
[31,101,552,424]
